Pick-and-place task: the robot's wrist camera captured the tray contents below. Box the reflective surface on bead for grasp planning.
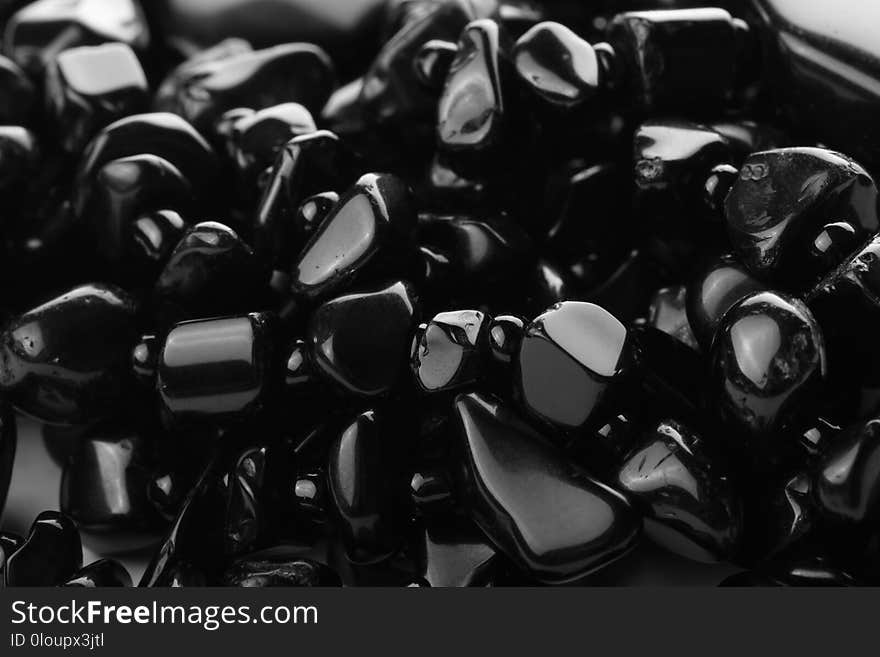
[307,280,419,397]
[153,221,266,327]
[5,511,83,586]
[513,21,598,107]
[686,254,764,351]
[414,39,458,89]
[754,472,815,561]
[488,314,525,364]
[155,43,335,133]
[45,43,148,154]
[516,302,630,431]
[292,173,415,301]
[725,148,878,287]
[296,192,339,239]
[328,410,404,564]
[608,8,739,112]
[224,552,340,587]
[711,291,827,438]
[228,102,315,182]
[0,284,139,425]
[0,54,34,123]
[453,392,641,583]
[158,313,278,422]
[411,309,490,392]
[617,419,741,563]
[4,0,150,76]
[63,559,132,587]
[815,418,880,525]
[647,286,698,350]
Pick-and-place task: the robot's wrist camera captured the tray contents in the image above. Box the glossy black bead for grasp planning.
[516,302,631,433]
[61,423,164,551]
[73,112,220,218]
[0,54,34,123]
[487,314,525,365]
[607,7,742,112]
[453,392,641,583]
[513,21,599,108]
[726,148,878,288]
[0,284,139,425]
[686,254,764,351]
[414,39,458,89]
[224,552,340,587]
[307,280,419,397]
[411,309,491,393]
[291,173,416,301]
[63,559,132,587]
[158,313,279,423]
[328,410,406,564]
[45,43,149,154]
[711,291,827,440]
[5,511,83,587]
[153,221,266,327]
[814,418,880,525]
[3,0,150,77]
[616,419,742,563]
[155,43,335,134]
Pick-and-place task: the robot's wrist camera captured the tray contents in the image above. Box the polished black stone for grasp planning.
[516,301,630,432]
[749,472,815,561]
[296,192,340,240]
[711,291,827,440]
[815,418,880,526]
[647,286,698,350]
[63,559,132,587]
[513,21,599,107]
[155,43,335,134]
[153,221,267,327]
[420,521,496,587]
[686,254,764,351]
[0,284,139,425]
[726,148,878,288]
[158,313,279,422]
[328,410,405,564]
[0,126,38,193]
[5,511,83,587]
[607,7,742,112]
[414,39,458,89]
[3,0,150,76]
[291,173,416,301]
[307,280,419,397]
[61,423,163,551]
[616,419,741,563]
[721,556,857,587]
[45,43,149,154]
[224,552,340,587]
[453,392,641,583]
[487,314,525,365]
[0,54,34,123]
[411,309,490,392]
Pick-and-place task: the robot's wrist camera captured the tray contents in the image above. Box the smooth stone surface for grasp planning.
[411,309,490,392]
[63,559,132,587]
[0,284,139,425]
[711,291,827,439]
[0,126,38,193]
[414,39,459,89]
[307,280,419,397]
[453,392,641,583]
[158,313,278,422]
[224,552,340,587]
[420,522,496,587]
[647,285,698,350]
[815,418,880,525]
[227,102,316,182]
[516,302,630,432]
[617,419,741,563]
[0,54,34,123]
[5,511,83,586]
[487,314,525,365]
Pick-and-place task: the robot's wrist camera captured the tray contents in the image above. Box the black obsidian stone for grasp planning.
[73,112,219,216]
[3,0,150,77]
[155,43,335,134]
[224,552,340,587]
[420,522,496,587]
[616,418,742,563]
[711,291,827,440]
[686,254,764,351]
[61,423,163,551]
[513,21,599,107]
[307,280,419,397]
[807,234,880,384]
[328,410,405,564]
[725,148,878,288]
[607,7,743,112]
[158,313,279,423]
[5,511,83,587]
[414,39,458,89]
[0,126,38,193]
[0,54,34,123]
[814,418,880,526]
[0,284,139,425]
[453,392,641,583]
[153,221,266,327]
[63,559,132,587]
[751,472,815,562]
[296,192,340,240]
[487,314,525,364]
[44,43,149,154]
[515,301,631,432]
[411,309,490,392]
[291,173,416,301]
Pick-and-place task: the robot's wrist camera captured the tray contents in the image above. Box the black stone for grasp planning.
[5,511,83,587]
